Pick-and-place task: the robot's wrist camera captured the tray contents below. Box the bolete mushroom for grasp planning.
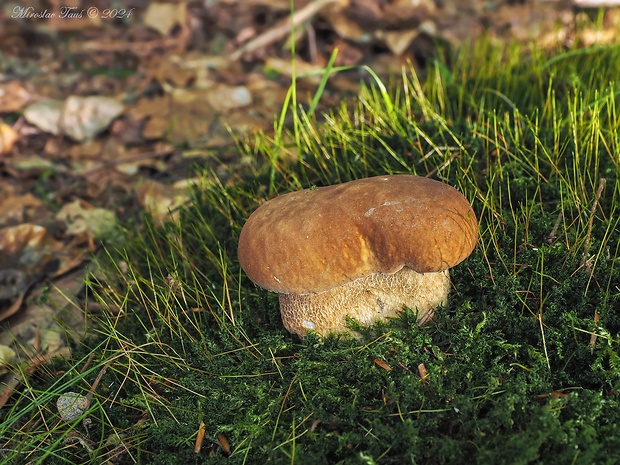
[238,175,478,336]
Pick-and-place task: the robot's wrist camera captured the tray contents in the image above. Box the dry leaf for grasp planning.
[0,82,34,112]
[0,224,64,317]
[143,1,188,36]
[65,141,101,161]
[374,359,392,371]
[194,421,206,453]
[0,193,45,228]
[0,224,59,273]
[0,122,18,156]
[328,11,369,42]
[60,96,125,142]
[143,116,171,140]
[23,96,124,141]
[0,345,15,366]
[382,29,420,56]
[154,54,205,88]
[7,155,59,177]
[56,200,117,238]
[0,291,25,324]
[217,433,231,455]
[23,99,64,135]
[135,180,190,225]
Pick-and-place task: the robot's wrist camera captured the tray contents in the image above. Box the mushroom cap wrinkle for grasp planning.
[237,174,478,336]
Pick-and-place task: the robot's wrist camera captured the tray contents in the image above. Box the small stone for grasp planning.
[57,392,89,421]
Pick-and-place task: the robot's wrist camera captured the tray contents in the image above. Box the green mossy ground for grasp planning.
[3,38,620,464]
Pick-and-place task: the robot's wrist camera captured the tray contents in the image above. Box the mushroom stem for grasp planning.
[279,267,450,336]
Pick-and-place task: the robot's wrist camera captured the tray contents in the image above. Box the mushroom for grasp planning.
[238,175,478,336]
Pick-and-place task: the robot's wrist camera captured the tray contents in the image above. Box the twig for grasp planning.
[230,0,345,61]
[589,310,600,355]
[79,352,97,374]
[580,177,606,354]
[85,360,110,404]
[68,36,187,56]
[580,177,606,268]
[538,311,551,371]
[545,210,563,244]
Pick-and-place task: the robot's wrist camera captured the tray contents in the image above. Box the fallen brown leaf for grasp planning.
[374,358,392,371]
[143,1,188,36]
[0,122,18,156]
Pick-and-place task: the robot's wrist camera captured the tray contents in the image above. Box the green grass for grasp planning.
[2,37,620,464]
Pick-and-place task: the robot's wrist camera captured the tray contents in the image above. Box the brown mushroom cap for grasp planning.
[238,175,478,295]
